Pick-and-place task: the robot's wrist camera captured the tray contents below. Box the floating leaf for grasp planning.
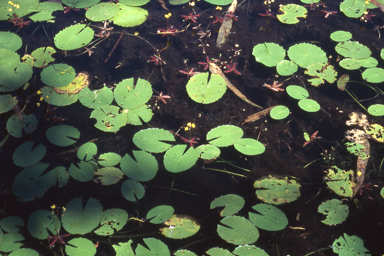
[305,62,337,86]
[252,43,286,67]
[174,250,198,256]
[277,4,307,24]
[207,125,244,147]
[339,58,361,70]
[29,1,63,22]
[69,161,95,182]
[362,67,384,83]
[54,24,94,51]
[0,94,17,114]
[287,43,327,68]
[330,30,352,42]
[120,150,158,181]
[132,128,175,153]
[40,63,76,88]
[113,240,135,256]
[0,232,24,252]
[233,245,269,256]
[28,210,58,239]
[6,113,38,138]
[0,31,22,51]
[276,60,298,76]
[94,208,128,236]
[248,204,288,231]
[135,238,170,255]
[286,85,309,100]
[114,77,152,109]
[217,216,259,245]
[126,104,153,125]
[98,152,121,167]
[206,247,233,256]
[161,215,200,239]
[94,167,124,185]
[119,0,151,6]
[12,141,46,167]
[62,198,103,235]
[62,0,100,8]
[340,0,366,18]
[65,238,97,256]
[234,138,265,156]
[332,233,369,255]
[186,72,227,104]
[79,87,114,109]
[90,105,127,133]
[367,104,384,116]
[318,199,349,225]
[335,41,371,59]
[359,57,378,68]
[53,71,90,95]
[31,47,56,68]
[77,142,97,161]
[254,176,301,205]
[46,125,80,146]
[270,105,289,120]
[298,99,320,112]
[121,179,145,202]
[8,248,39,256]
[210,194,245,217]
[324,166,354,197]
[204,0,233,5]
[337,74,349,91]
[86,2,119,22]
[111,3,148,27]
[146,205,174,224]
[0,217,24,233]
[164,145,198,173]
[41,86,79,106]
[169,0,190,4]
[195,144,221,160]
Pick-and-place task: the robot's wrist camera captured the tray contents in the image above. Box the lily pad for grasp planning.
[46,125,80,146]
[163,145,198,173]
[287,43,327,68]
[79,86,114,109]
[132,128,175,153]
[186,72,227,104]
[233,138,265,156]
[252,43,286,67]
[41,86,79,106]
[6,113,38,138]
[332,233,369,255]
[161,215,200,239]
[206,125,244,147]
[98,152,121,167]
[40,63,76,88]
[69,161,95,182]
[94,167,124,185]
[325,166,354,197]
[330,30,352,42]
[340,0,367,18]
[248,204,288,231]
[12,141,46,167]
[0,31,22,51]
[210,194,245,217]
[126,104,153,125]
[286,85,309,100]
[121,179,145,202]
[335,41,371,59]
[367,104,384,116]
[31,47,56,68]
[0,94,17,114]
[114,77,152,109]
[28,210,59,239]
[146,205,174,224]
[318,199,349,225]
[94,208,128,236]
[195,144,221,160]
[362,67,384,83]
[135,238,170,255]
[276,60,298,76]
[277,4,307,24]
[85,2,119,22]
[65,238,97,256]
[270,105,289,120]
[90,105,127,133]
[217,216,259,245]
[298,99,320,112]
[0,217,24,233]
[111,3,148,27]
[54,24,94,51]
[77,142,97,161]
[120,150,158,181]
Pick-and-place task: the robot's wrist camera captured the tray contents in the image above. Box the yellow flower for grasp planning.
[45,95,49,99]
[216,6,222,10]
[36,102,40,107]
[8,8,12,12]
[62,207,66,211]
[184,126,189,131]
[165,12,171,19]
[51,204,56,209]
[37,90,41,95]
[15,4,19,8]
[134,31,139,36]
[357,171,362,176]
[39,96,43,101]
[191,123,196,128]
[8,1,13,5]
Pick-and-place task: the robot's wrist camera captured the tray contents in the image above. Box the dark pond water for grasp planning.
[1,0,384,255]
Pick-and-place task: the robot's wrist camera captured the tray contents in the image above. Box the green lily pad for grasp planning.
[46,125,80,146]
[340,0,366,18]
[332,234,369,255]
[339,58,362,70]
[287,43,327,68]
[126,104,153,125]
[161,215,200,239]
[330,30,352,42]
[367,104,384,116]
[276,60,298,76]
[277,4,307,24]
[120,150,158,181]
[69,161,95,182]
[12,141,46,167]
[29,1,63,22]
[0,32,22,51]
[270,105,289,120]
[169,0,190,4]
[79,87,114,109]
[359,57,378,68]
[298,99,320,112]
[233,245,269,256]
[98,152,121,167]
[54,24,94,51]
[114,77,152,109]
[0,232,24,252]
[186,72,227,104]
[164,145,198,173]
[362,67,384,83]
[286,85,309,100]
[324,166,354,197]
[6,113,38,138]
[31,47,56,68]
[111,3,148,27]
[146,205,174,224]
[195,144,221,160]
[252,43,286,67]
[217,216,259,245]
[77,142,97,161]
[248,204,288,231]
[204,0,233,5]
[335,41,371,59]
[135,238,170,255]
[210,194,245,217]
[207,125,244,147]
[132,128,175,153]
[121,179,145,202]
[113,241,135,256]
[0,94,17,114]
[94,167,124,185]
[119,0,151,6]
[318,199,349,225]
[62,197,103,235]
[41,86,79,106]
[206,247,233,256]
[94,208,128,236]
[40,63,76,88]
[65,237,97,256]
[85,2,119,22]
[234,138,265,156]
[254,175,301,205]
[174,250,198,256]
[90,105,127,133]
[28,210,59,239]
[8,248,39,256]
[0,217,24,233]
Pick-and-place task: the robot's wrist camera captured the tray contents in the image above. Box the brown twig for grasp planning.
[105,30,125,63]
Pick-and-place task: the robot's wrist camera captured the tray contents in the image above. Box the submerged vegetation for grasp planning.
[1,0,384,255]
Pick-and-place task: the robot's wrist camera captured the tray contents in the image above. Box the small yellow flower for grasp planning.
[134,31,139,36]
[51,204,56,209]
[165,12,171,19]
[39,96,43,101]
[62,207,66,211]
[357,171,362,176]
[8,1,13,5]
[36,102,40,107]
[15,4,19,8]
[216,6,222,10]
[184,126,189,131]
[45,95,49,99]
[191,123,196,128]
[37,90,41,95]
[8,8,12,12]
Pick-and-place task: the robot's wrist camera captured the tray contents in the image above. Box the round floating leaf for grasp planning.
[337,74,349,91]
[62,0,100,8]
[298,99,320,112]
[206,125,244,147]
[120,150,158,181]
[339,58,362,70]
[270,105,289,120]
[46,125,80,146]
[248,204,288,231]
[126,104,153,125]
[41,64,76,88]
[28,210,59,239]
[276,60,298,76]
[29,1,64,22]
[121,179,145,202]
[277,4,307,24]
[6,113,38,138]
[359,57,378,68]
[254,176,301,205]
[41,86,79,106]
[86,2,119,21]
[12,141,46,167]
[69,161,95,182]
[146,205,174,224]
[0,232,24,252]
[56,166,69,187]
[135,238,170,255]
[234,138,265,156]
[119,0,151,6]
[94,208,128,236]
[233,245,269,256]
[206,247,233,256]
[368,104,384,116]
[132,128,175,153]
[111,4,148,27]
[114,77,152,109]
[0,61,33,89]
[340,0,366,18]
[332,234,369,255]
[330,30,352,42]
[65,237,97,256]
[195,144,221,160]
[217,216,259,245]
[381,187,384,199]
[98,152,121,167]
[79,87,114,109]
[161,215,200,239]
[0,48,19,68]
[287,43,327,68]
[0,94,17,114]
[62,198,103,235]
[0,217,24,233]
[94,167,124,185]
[252,43,286,67]
[31,47,56,68]
[169,0,190,5]
[9,248,39,256]
[12,163,57,200]
[325,166,354,197]
[204,0,233,5]
[362,67,384,83]
[335,41,371,59]
[286,85,309,100]
[90,105,127,133]
[113,241,135,256]
[186,72,226,104]
[210,194,245,217]
[77,142,98,161]
[0,32,22,51]
[305,62,338,86]
[318,199,349,225]
[174,250,198,256]
[54,24,94,51]
[164,145,198,173]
